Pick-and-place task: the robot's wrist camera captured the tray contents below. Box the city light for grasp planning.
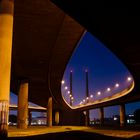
[115,83,119,87]
[61,80,65,84]
[107,88,111,92]
[71,97,74,100]
[64,86,68,90]
[80,102,83,105]
[127,77,132,81]
[83,99,85,102]
[90,95,93,98]
[97,91,101,95]
[62,75,133,107]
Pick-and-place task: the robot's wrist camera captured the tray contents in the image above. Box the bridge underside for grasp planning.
[11,0,84,110]
[50,0,140,107]
[11,1,140,111]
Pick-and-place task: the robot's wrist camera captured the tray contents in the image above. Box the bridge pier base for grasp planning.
[0,0,14,138]
[47,97,52,127]
[99,107,104,126]
[55,111,59,125]
[17,81,28,129]
[120,104,125,127]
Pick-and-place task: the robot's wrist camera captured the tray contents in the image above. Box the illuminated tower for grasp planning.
[85,69,90,126]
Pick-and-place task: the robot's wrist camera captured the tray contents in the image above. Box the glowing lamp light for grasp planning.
[97,91,101,95]
[69,94,72,97]
[107,88,111,92]
[114,117,118,121]
[86,97,89,100]
[67,91,70,94]
[115,83,119,87]
[61,80,65,84]
[90,95,93,98]
[80,102,82,105]
[83,99,85,102]
[127,77,132,81]
[64,86,68,90]
[70,70,73,73]
[71,97,74,100]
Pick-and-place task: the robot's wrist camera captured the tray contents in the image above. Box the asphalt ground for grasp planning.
[8,126,140,140]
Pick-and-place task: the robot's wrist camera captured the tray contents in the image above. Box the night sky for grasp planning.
[10,31,140,119]
[61,31,140,119]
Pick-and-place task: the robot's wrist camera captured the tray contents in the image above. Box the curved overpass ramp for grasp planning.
[11,0,85,111]
[50,0,140,105]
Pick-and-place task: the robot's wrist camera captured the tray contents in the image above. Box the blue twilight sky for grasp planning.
[10,31,140,119]
[61,31,140,119]
[62,31,132,104]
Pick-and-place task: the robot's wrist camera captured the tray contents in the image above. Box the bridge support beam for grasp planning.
[17,81,28,129]
[0,0,14,138]
[120,104,125,127]
[55,111,59,125]
[47,97,52,127]
[99,107,104,125]
[85,110,89,126]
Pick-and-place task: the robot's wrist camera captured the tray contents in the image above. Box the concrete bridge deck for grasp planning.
[8,126,140,139]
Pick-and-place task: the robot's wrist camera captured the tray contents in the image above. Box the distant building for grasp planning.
[31,116,47,125]
[126,114,135,124]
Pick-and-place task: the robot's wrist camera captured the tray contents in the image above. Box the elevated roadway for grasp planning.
[9,104,46,112]
[49,0,140,107]
[9,0,140,124]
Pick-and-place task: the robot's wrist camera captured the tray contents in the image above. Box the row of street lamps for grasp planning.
[61,70,133,107]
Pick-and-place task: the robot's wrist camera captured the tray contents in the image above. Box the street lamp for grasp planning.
[90,95,93,98]
[107,88,111,92]
[64,86,68,90]
[127,77,132,81]
[97,91,101,95]
[61,80,65,85]
[115,83,119,87]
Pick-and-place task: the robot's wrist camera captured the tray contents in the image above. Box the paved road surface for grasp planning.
[8,126,140,140]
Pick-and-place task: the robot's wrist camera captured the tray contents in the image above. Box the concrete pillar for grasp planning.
[28,111,32,126]
[99,107,104,125]
[17,82,28,129]
[120,104,125,127]
[47,97,52,127]
[85,110,89,126]
[0,0,14,138]
[55,111,59,125]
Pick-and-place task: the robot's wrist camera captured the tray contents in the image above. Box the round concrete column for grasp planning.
[120,104,125,127]
[55,111,59,125]
[0,0,14,138]
[99,107,104,125]
[17,82,28,129]
[47,97,52,127]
